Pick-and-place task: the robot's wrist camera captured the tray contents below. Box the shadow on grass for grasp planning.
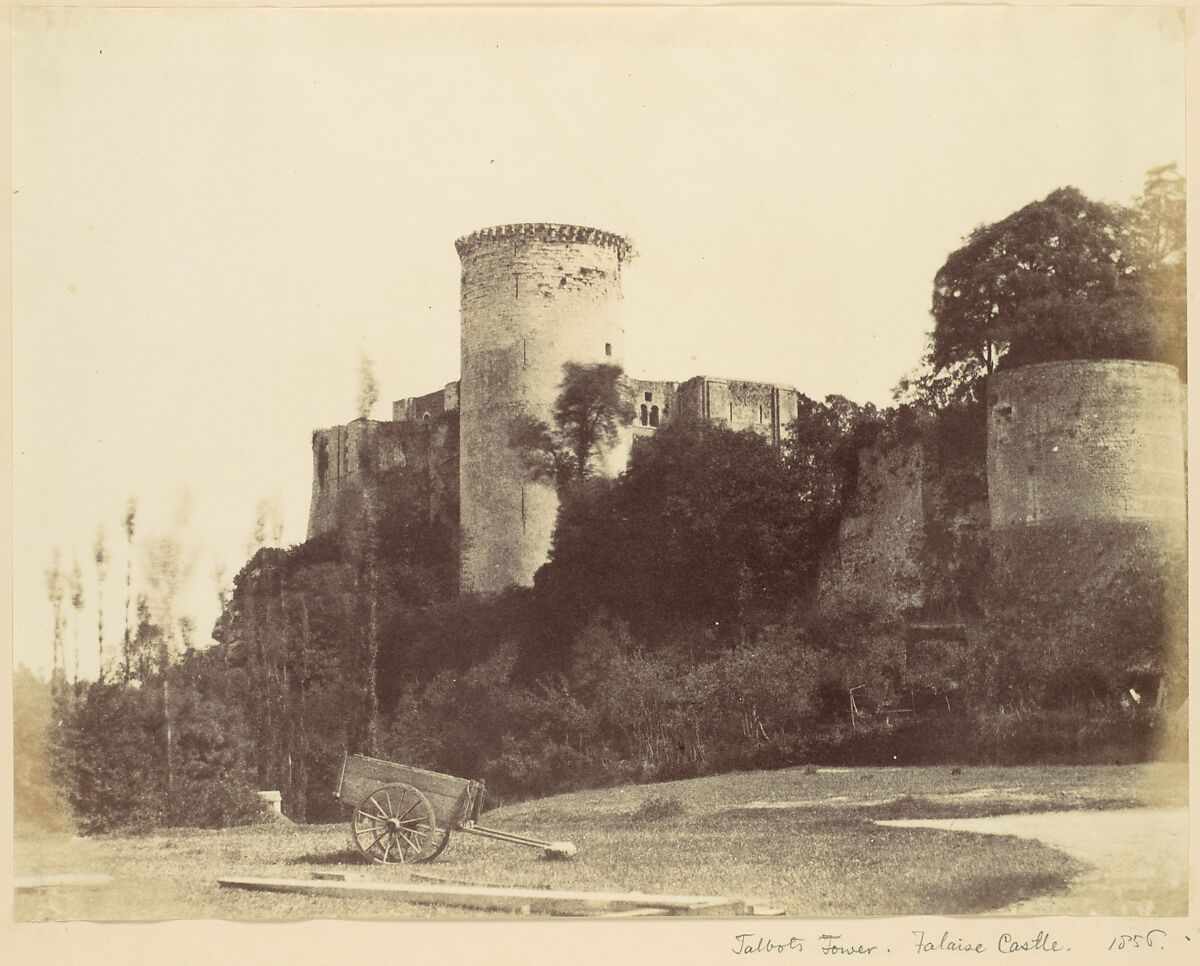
[950,872,1074,915]
[288,849,363,866]
[715,795,1145,822]
[856,795,1142,820]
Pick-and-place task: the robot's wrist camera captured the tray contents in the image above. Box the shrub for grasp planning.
[631,795,687,822]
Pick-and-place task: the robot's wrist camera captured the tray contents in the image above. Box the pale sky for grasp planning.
[11,5,1187,677]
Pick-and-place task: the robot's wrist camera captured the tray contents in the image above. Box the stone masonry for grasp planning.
[987,360,1186,528]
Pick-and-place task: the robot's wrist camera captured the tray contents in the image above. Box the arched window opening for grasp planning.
[640,404,648,426]
[649,405,659,427]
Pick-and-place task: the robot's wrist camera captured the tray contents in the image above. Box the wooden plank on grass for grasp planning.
[218,876,746,917]
[593,908,668,918]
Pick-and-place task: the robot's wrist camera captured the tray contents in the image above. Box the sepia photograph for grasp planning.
[7,1,1191,946]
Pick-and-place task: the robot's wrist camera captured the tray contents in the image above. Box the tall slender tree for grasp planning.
[122,498,137,684]
[352,354,381,753]
[214,564,231,612]
[93,527,109,681]
[68,562,84,697]
[357,352,379,420]
[43,551,65,698]
[142,525,194,803]
[247,500,269,558]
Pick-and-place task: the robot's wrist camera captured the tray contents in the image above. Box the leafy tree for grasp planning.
[1131,163,1186,272]
[926,170,1185,403]
[1128,163,1187,375]
[783,393,880,545]
[931,186,1145,381]
[214,545,356,821]
[509,362,633,489]
[535,419,814,643]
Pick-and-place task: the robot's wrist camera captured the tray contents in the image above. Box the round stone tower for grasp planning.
[456,223,632,594]
[987,359,1185,528]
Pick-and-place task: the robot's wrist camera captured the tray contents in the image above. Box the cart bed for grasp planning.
[336,754,483,828]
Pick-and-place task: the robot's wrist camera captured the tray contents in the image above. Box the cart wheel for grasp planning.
[351,783,438,864]
[421,827,453,863]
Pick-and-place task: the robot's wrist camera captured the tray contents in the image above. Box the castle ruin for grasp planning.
[309,223,800,594]
[308,222,1187,607]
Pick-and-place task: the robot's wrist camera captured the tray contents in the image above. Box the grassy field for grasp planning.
[14,762,1186,922]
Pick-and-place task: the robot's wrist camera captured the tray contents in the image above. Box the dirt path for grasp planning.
[876,807,1188,916]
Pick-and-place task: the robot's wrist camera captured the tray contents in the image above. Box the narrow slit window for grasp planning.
[605,342,612,357]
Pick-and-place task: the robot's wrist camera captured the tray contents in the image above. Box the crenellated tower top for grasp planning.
[454,223,634,262]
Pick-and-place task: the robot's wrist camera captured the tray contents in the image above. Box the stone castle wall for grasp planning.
[393,382,460,423]
[308,419,407,539]
[456,224,632,594]
[675,376,800,446]
[307,415,458,541]
[816,359,1185,623]
[817,442,928,617]
[987,360,1186,528]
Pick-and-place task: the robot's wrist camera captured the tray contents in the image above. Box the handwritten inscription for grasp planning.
[997,932,1067,954]
[733,934,881,956]
[727,926,1172,958]
[1108,930,1166,951]
[913,930,987,955]
[733,934,806,955]
[820,935,879,956]
[912,930,1068,955]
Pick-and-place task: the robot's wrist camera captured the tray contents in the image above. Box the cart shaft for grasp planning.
[462,823,575,858]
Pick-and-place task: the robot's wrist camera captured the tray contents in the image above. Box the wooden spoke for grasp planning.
[394,828,420,855]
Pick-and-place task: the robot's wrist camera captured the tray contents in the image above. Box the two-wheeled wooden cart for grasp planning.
[335,753,576,864]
